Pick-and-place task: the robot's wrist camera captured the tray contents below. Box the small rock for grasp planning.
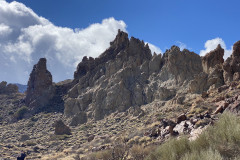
[88,135,95,142]
[19,135,30,142]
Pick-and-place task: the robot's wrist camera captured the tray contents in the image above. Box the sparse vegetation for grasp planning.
[14,106,28,120]
[146,112,240,160]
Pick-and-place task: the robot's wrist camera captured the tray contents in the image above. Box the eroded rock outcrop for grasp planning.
[64,30,203,121]
[189,45,225,93]
[25,58,55,112]
[0,81,18,94]
[223,41,240,83]
[202,44,224,74]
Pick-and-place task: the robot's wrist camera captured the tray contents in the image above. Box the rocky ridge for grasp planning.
[64,30,203,122]
[24,30,240,124]
[1,30,240,159]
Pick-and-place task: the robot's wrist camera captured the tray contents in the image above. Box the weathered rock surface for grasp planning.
[22,30,240,127]
[223,41,240,83]
[189,45,225,93]
[25,58,71,113]
[25,58,54,112]
[202,44,224,74]
[64,30,203,121]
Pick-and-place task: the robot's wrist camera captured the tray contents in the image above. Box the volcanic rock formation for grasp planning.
[64,30,203,120]
[223,41,240,83]
[24,30,240,124]
[25,58,55,112]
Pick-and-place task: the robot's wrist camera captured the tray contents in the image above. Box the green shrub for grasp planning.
[14,106,28,120]
[146,137,190,160]
[131,145,155,160]
[181,149,223,160]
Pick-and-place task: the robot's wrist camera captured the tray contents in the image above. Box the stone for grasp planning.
[202,44,224,74]
[88,135,95,142]
[176,114,187,124]
[25,58,55,112]
[53,120,71,135]
[223,41,240,83]
[213,106,224,114]
[150,127,160,138]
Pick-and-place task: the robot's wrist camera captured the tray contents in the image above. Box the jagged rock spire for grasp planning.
[25,58,54,111]
[202,44,224,74]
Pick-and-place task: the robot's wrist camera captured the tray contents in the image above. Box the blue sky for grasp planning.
[1,0,240,84]
[6,0,240,52]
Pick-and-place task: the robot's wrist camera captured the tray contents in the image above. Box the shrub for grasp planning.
[14,106,28,120]
[130,145,155,160]
[146,137,190,160]
[181,149,223,160]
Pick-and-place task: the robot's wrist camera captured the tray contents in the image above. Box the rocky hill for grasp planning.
[0,30,240,159]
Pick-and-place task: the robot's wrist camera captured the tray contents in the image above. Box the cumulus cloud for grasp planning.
[200,38,232,60]
[146,42,162,54]
[0,0,127,84]
[176,41,187,51]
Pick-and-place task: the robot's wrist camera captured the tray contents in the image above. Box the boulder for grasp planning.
[53,120,71,135]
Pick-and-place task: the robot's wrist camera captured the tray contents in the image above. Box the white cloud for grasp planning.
[176,41,187,51]
[200,38,232,60]
[0,23,12,36]
[0,1,127,84]
[146,42,162,54]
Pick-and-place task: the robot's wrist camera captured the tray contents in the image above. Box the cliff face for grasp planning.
[223,41,240,83]
[64,30,203,121]
[25,30,240,124]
